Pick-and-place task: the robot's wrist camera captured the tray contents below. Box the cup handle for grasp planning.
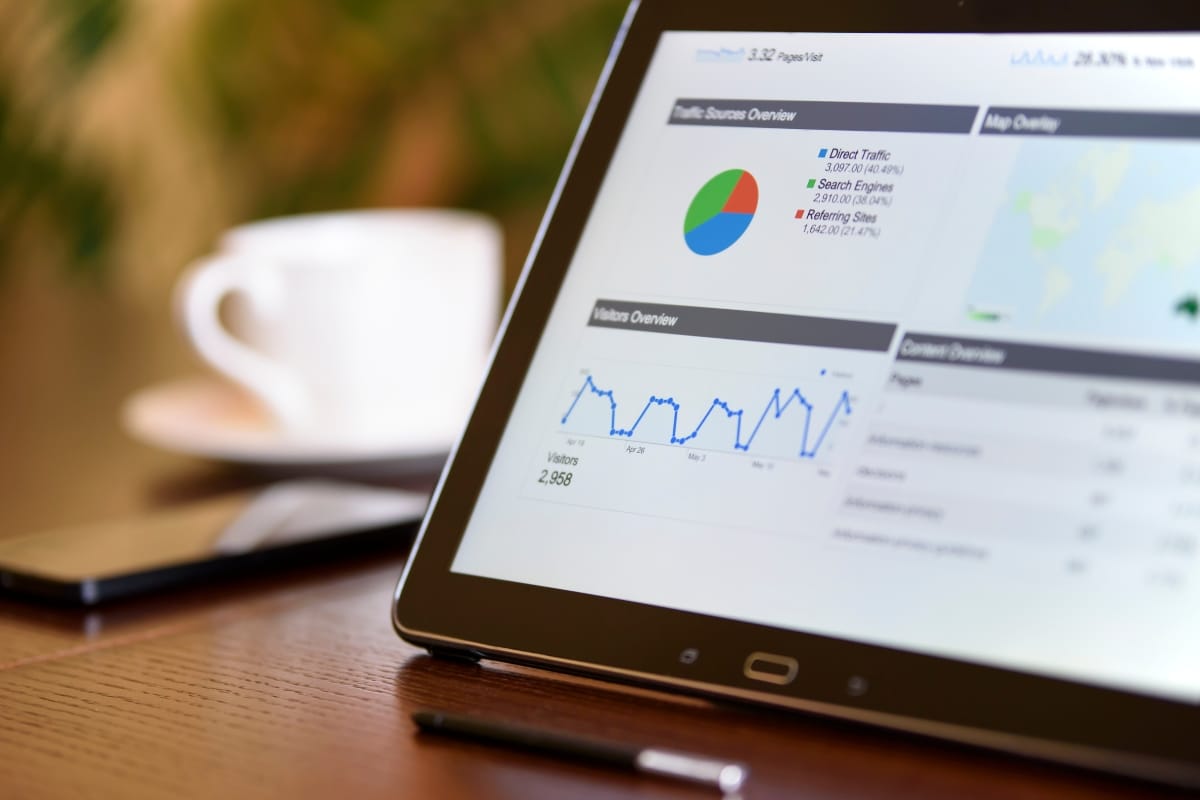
[176,255,309,430]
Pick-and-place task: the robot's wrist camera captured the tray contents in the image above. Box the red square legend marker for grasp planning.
[794,209,805,219]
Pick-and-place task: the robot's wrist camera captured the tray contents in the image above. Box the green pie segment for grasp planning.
[684,169,759,255]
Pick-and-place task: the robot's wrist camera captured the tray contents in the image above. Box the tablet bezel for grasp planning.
[394,0,1200,786]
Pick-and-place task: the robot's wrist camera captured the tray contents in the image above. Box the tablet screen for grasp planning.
[450,31,1200,704]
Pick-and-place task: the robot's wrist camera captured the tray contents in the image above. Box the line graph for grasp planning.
[560,374,852,459]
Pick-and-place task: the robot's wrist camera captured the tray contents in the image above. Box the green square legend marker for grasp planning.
[806,178,816,189]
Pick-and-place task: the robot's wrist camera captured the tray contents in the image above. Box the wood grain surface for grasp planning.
[0,556,1185,800]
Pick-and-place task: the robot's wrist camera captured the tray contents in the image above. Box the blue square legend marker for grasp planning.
[818,148,828,158]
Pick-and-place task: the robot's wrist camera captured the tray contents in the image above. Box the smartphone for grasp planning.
[0,480,427,605]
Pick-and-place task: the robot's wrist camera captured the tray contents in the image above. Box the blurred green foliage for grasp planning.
[188,0,625,218]
[0,0,625,286]
[0,0,124,282]
[0,85,114,281]
[55,0,125,69]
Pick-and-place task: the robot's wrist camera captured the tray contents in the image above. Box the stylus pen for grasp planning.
[412,709,749,794]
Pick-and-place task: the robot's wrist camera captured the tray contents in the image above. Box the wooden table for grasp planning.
[0,275,1185,798]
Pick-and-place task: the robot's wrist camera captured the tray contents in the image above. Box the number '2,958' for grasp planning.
[538,470,573,487]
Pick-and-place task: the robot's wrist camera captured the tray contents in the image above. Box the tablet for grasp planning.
[393,0,1200,786]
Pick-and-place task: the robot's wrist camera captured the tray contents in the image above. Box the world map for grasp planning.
[966,142,1200,345]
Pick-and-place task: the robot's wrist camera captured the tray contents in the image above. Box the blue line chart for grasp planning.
[560,374,852,459]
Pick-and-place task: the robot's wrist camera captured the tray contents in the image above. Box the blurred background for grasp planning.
[0,0,626,300]
[0,0,626,532]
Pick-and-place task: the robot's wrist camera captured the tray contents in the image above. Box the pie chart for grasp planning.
[683,169,758,255]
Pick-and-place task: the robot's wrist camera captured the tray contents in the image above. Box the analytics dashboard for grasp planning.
[451,31,1200,703]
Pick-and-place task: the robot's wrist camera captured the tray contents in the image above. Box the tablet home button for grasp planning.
[743,652,799,685]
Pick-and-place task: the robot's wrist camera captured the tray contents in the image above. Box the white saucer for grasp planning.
[121,376,453,477]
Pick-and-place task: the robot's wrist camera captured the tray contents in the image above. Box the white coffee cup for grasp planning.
[176,210,501,448]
